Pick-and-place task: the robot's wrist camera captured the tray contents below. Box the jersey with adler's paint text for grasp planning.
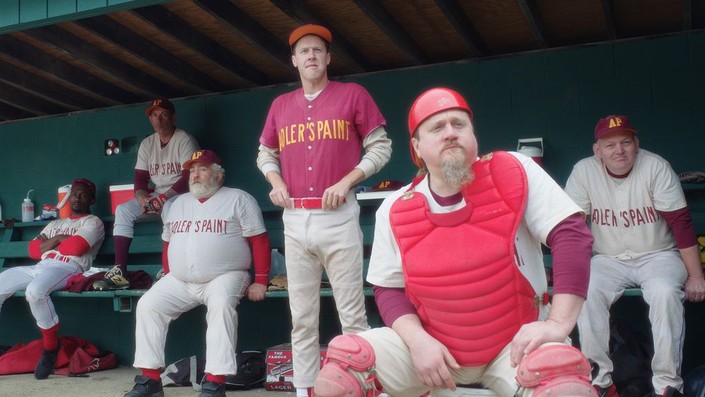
[135,128,199,194]
[565,148,686,259]
[162,187,267,284]
[259,81,386,198]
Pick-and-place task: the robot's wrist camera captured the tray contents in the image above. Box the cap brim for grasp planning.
[144,105,157,116]
[596,128,637,140]
[183,159,214,170]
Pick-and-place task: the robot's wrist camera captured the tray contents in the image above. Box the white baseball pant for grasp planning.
[0,258,82,329]
[132,270,250,375]
[578,250,687,393]
[113,196,176,238]
[283,193,369,388]
[354,327,534,397]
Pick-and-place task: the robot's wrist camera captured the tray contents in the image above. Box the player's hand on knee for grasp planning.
[247,283,267,301]
[409,334,458,390]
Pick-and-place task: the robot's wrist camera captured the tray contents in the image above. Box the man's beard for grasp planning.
[441,151,474,190]
[190,175,219,199]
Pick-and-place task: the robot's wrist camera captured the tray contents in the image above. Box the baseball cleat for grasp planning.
[34,342,60,380]
[92,265,130,290]
[124,375,164,397]
[199,381,226,397]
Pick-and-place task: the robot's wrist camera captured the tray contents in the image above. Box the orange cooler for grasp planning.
[57,185,71,218]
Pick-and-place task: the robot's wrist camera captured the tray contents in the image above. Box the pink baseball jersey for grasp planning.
[564,148,686,259]
[259,81,386,198]
[135,128,200,194]
[162,187,267,284]
[37,215,105,271]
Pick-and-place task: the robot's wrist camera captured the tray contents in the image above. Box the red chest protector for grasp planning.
[389,151,539,366]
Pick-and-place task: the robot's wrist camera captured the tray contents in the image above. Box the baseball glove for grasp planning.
[144,193,168,214]
[267,275,288,291]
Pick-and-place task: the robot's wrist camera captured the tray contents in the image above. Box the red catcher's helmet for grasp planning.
[407,87,474,167]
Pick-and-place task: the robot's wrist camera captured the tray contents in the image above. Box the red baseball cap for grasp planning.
[71,178,96,196]
[288,24,332,47]
[145,98,175,116]
[594,115,637,141]
[183,150,222,170]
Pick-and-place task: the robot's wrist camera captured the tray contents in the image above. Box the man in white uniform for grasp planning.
[565,115,705,397]
[94,98,200,290]
[313,88,596,397]
[0,178,104,380]
[124,149,271,397]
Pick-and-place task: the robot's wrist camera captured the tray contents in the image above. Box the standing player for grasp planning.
[257,24,392,397]
[0,179,104,380]
[314,88,596,397]
[565,115,705,397]
[94,98,199,290]
[124,149,271,397]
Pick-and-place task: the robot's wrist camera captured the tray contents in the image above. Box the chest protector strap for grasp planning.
[390,152,538,366]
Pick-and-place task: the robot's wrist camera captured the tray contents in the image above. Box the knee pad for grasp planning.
[314,334,380,397]
[516,344,597,397]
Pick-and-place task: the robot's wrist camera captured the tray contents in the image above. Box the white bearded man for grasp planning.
[124,149,271,397]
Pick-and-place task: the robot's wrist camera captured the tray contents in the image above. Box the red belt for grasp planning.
[46,252,71,263]
[291,197,323,209]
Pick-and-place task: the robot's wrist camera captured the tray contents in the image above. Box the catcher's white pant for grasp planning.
[132,270,250,375]
[113,196,176,238]
[578,250,687,393]
[352,327,536,397]
[283,193,369,388]
[0,258,82,329]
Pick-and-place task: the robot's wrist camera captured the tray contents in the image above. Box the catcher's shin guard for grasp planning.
[314,334,381,397]
[516,344,597,397]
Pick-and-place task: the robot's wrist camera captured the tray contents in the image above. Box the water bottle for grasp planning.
[21,190,34,222]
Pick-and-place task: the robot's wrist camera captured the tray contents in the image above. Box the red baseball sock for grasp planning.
[142,368,162,382]
[40,323,60,351]
[205,373,225,384]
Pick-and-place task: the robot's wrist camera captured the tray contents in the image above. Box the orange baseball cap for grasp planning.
[288,24,332,47]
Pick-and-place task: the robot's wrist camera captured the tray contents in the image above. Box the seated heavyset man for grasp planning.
[565,115,705,397]
[313,88,597,397]
[124,150,271,397]
[0,178,104,379]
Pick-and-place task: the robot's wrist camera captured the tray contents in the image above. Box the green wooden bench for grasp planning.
[0,205,377,312]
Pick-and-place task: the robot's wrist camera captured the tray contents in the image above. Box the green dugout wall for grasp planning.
[0,31,704,217]
[1,31,705,371]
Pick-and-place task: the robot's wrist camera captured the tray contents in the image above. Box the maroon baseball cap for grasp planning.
[183,149,222,170]
[145,98,175,116]
[288,24,332,47]
[594,115,637,141]
[71,178,96,196]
